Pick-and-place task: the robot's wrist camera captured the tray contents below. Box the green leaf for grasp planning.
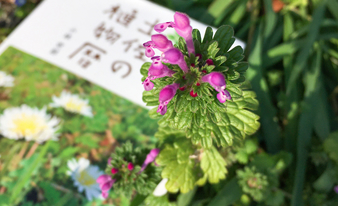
[202,27,214,44]
[208,0,233,18]
[144,195,176,206]
[227,0,247,26]
[313,166,336,193]
[156,139,198,193]
[226,46,244,63]
[207,178,242,206]
[213,25,235,53]
[0,194,10,206]
[245,139,258,154]
[230,62,248,84]
[263,39,305,68]
[263,0,277,38]
[198,146,227,184]
[313,84,330,141]
[10,141,51,204]
[291,49,322,206]
[84,109,108,132]
[235,150,249,164]
[59,147,79,159]
[177,187,197,206]
[39,182,61,205]
[207,41,220,59]
[149,107,162,119]
[74,134,99,148]
[192,29,201,43]
[287,2,325,94]
[283,12,300,156]
[140,62,151,76]
[327,0,338,20]
[323,131,338,163]
[130,194,146,206]
[246,24,281,153]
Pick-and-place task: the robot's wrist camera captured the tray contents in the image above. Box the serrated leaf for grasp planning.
[192,29,201,43]
[215,55,227,66]
[203,27,214,44]
[190,100,199,113]
[199,146,227,184]
[230,62,248,83]
[149,107,162,119]
[213,25,235,53]
[207,41,220,59]
[174,111,192,130]
[140,62,151,76]
[227,46,244,63]
[174,94,187,113]
[142,90,159,104]
[178,37,187,53]
[156,139,198,193]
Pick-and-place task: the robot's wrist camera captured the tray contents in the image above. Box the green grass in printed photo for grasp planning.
[0,46,158,205]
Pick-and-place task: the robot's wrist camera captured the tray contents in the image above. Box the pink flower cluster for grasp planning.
[142,12,231,115]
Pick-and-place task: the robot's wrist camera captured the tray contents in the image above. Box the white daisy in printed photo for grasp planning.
[0,71,14,87]
[67,158,104,201]
[50,91,93,117]
[0,105,60,143]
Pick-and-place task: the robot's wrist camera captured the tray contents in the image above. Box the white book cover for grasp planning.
[0,0,245,108]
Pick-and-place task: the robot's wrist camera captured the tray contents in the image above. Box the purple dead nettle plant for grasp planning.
[96,148,160,198]
[143,11,231,115]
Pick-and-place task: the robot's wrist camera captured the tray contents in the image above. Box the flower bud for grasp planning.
[127,162,134,171]
[111,168,118,174]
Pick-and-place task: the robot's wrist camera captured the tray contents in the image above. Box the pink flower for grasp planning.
[96,175,116,199]
[143,34,174,57]
[201,72,231,103]
[142,56,175,91]
[140,149,160,172]
[161,48,188,73]
[155,12,195,55]
[157,83,180,115]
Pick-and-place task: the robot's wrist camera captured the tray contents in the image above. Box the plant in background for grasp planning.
[237,166,269,202]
